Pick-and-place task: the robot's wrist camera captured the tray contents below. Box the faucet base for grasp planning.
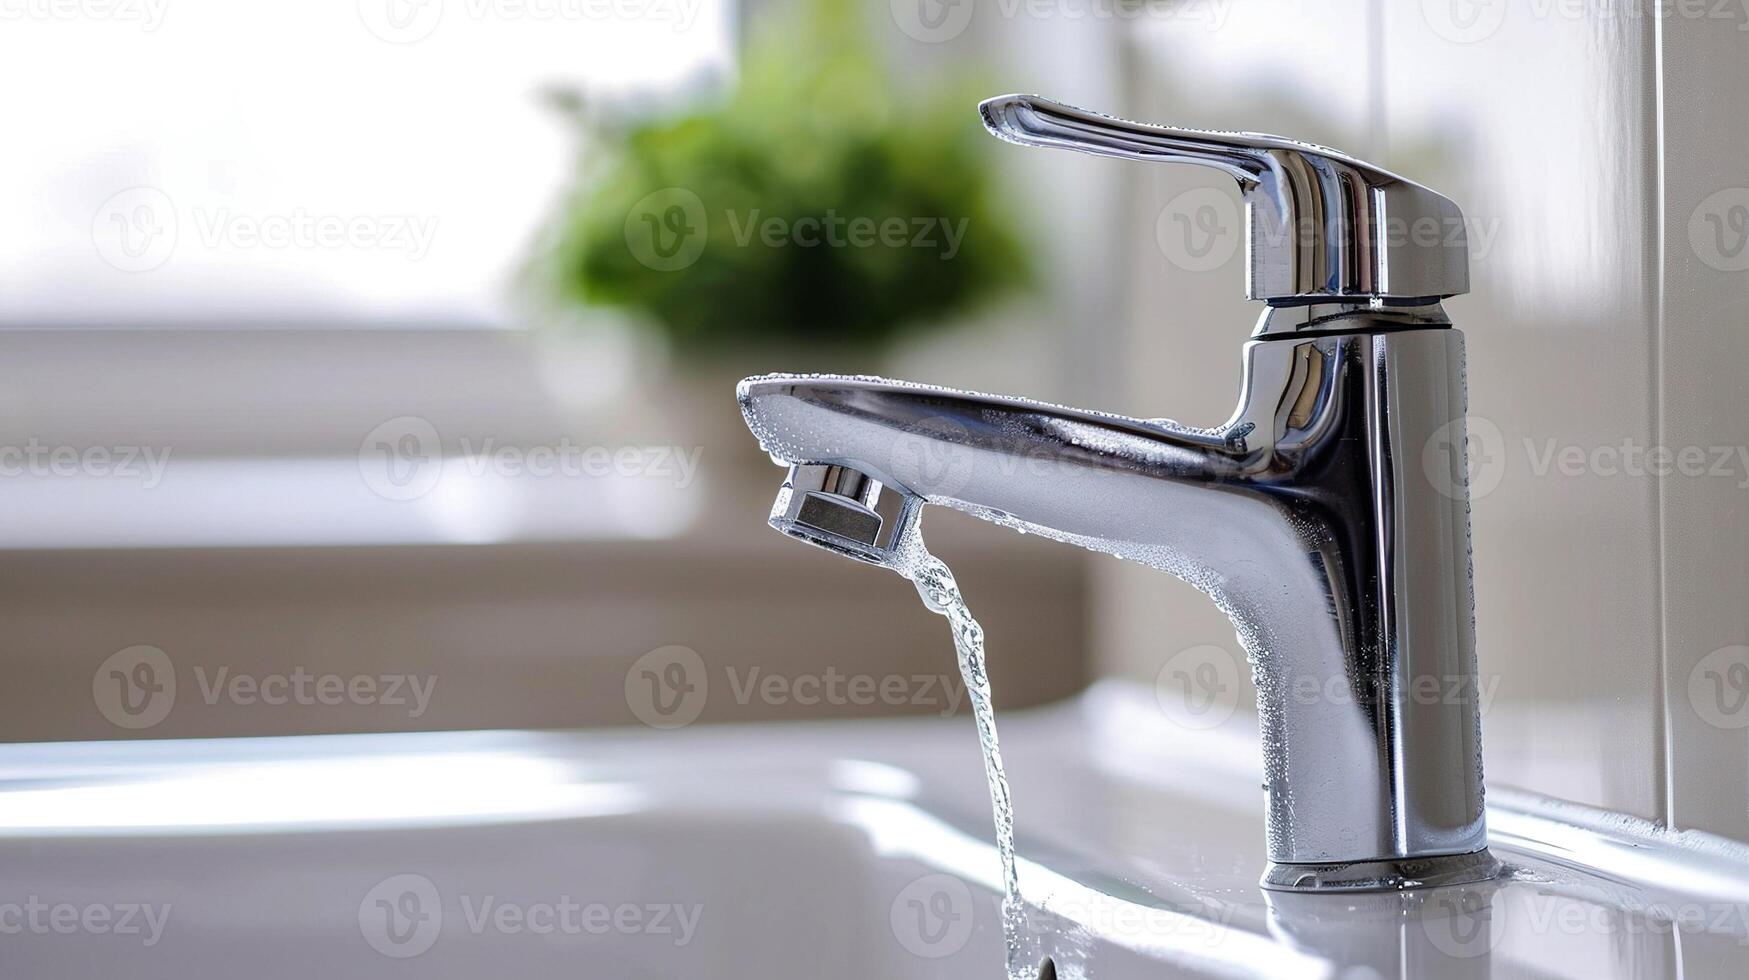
[1261,849,1502,893]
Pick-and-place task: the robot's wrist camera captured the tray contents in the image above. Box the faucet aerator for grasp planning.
[768,463,920,570]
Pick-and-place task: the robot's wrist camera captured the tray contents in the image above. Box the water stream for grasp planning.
[894,526,1035,979]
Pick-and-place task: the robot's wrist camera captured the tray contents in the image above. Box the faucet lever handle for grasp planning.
[978,93,1469,304]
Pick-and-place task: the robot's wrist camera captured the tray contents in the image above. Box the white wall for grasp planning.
[1659,8,1749,842]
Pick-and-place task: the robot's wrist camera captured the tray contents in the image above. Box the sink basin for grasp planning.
[2,682,1745,978]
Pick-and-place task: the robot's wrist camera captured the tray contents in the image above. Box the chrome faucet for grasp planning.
[737,95,1499,893]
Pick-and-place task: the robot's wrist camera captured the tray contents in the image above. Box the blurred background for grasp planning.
[6,0,1749,845]
[1,0,1122,737]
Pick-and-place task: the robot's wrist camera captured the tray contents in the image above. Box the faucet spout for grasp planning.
[738,373,1255,556]
[738,310,1496,891]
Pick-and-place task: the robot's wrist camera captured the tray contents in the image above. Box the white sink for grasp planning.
[2,683,1745,978]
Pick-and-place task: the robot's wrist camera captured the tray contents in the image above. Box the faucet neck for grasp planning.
[1253,300,1451,339]
[1232,327,1491,886]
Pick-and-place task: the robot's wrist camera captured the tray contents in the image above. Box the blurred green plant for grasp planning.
[542,0,1031,356]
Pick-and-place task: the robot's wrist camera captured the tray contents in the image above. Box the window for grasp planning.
[0,0,732,327]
